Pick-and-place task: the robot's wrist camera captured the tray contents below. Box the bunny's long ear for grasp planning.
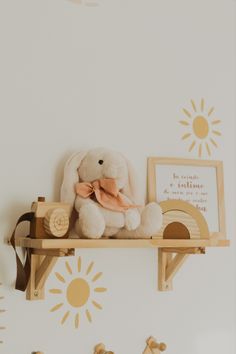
[60,151,87,205]
[121,157,141,204]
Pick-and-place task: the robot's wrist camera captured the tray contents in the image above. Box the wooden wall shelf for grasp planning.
[10,197,229,300]
[13,236,229,300]
[15,237,229,249]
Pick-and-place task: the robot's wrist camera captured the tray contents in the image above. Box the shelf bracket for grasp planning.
[158,247,205,291]
[26,248,74,300]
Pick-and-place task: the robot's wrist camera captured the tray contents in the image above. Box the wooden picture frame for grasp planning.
[148,157,226,240]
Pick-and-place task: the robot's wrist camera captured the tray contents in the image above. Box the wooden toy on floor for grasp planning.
[143,336,166,354]
[94,343,114,354]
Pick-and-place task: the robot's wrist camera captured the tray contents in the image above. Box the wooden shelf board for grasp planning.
[15,237,230,249]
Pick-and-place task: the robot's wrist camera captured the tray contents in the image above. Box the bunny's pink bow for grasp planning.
[75,178,137,212]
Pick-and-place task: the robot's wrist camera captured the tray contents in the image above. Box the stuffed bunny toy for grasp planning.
[61,147,162,239]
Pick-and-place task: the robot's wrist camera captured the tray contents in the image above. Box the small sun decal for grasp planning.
[0,283,6,345]
[180,99,222,157]
[49,257,107,329]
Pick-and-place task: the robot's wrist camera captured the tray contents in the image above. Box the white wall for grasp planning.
[0,1,235,353]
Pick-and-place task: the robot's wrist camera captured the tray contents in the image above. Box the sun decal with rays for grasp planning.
[180,99,222,157]
[0,282,6,345]
[49,257,107,329]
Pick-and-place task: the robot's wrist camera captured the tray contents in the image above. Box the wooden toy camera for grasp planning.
[30,197,72,239]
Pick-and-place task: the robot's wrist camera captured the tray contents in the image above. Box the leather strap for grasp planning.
[10,212,34,291]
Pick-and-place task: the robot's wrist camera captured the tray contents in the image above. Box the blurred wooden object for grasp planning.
[143,337,166,354]
[94,343,114,354]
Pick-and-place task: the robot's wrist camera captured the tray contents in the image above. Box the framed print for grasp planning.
[148,157,226,239]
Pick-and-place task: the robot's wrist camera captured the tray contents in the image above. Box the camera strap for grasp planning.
[10,212,34,291]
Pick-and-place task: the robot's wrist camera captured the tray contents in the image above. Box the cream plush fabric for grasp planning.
[61,147,162,239]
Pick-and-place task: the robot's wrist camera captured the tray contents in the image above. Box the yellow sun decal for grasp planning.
[180,99,222,157]
[0,282,6,345]
[49,257,107,329]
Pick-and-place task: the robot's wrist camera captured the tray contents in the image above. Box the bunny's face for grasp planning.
[61,147,137,206]
[78,148,128,190]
